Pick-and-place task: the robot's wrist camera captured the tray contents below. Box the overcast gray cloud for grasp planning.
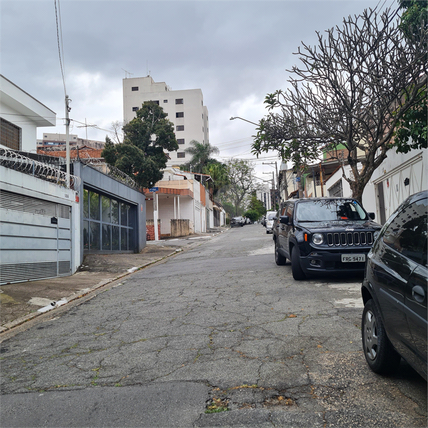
[1,0,395,175]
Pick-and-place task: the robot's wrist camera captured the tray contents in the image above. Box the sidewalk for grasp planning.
[0,230,225,333]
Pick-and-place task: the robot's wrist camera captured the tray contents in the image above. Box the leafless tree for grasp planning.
[221,159,260,215]
[252,6,427,202]
[110,120,124,145]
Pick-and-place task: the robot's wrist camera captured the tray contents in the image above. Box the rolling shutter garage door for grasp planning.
[0,190,72,284]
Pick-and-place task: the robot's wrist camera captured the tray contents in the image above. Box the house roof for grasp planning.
[143,187,194,198]
[37,147,104,159]
[0,75,56,127]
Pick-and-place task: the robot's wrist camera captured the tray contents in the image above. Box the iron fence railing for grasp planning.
[80,157,139,190]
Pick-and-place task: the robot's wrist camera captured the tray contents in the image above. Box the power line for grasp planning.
[54,0,67,96]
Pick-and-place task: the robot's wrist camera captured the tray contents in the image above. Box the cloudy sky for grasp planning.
[2,0,396,178]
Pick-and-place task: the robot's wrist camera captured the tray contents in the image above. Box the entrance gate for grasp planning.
[0,190,72,284]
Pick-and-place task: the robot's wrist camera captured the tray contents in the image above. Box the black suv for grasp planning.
[361,190,427,380]
[273,198,381,280]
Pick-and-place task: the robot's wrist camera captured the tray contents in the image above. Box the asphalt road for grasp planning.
[1,225,426,427]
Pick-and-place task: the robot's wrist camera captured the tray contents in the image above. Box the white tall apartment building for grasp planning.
[123,76,209,167]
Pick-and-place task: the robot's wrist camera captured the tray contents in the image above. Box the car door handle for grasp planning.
[412,285,425,303]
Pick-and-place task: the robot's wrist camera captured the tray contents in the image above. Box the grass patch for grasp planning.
[205,397,229,414]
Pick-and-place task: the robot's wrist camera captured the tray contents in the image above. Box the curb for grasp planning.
[0,248,182,335]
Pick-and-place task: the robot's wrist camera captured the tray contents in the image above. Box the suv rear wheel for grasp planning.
[275,240,287,265]
[362,299,401,374]
[291,246,306,280]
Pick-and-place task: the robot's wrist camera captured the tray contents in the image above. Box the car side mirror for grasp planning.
[368,212,375,220]
[280,216,290,225]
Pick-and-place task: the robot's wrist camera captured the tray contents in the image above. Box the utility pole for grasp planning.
[263,171,275,209]
[263,162,279,208]
[65,95,71,188]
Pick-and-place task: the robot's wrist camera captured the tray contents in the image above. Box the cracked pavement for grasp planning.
[1,225,426,427]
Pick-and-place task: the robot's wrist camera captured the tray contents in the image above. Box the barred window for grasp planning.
[1,118,21,150]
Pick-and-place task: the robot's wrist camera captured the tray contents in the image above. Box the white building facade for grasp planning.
[1,75,56,152]
[0,75,80,284]
[123,76,209,167]
[324,149,427,225]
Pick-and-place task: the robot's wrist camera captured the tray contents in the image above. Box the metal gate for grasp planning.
[0,190,72,284]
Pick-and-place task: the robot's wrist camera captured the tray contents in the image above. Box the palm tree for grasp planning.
[182,140,219,173]
[203,161,230,196]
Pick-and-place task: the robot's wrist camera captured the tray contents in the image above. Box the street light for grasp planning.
[229,116,259,126]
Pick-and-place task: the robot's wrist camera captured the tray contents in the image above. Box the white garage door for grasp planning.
[0,190,72,284]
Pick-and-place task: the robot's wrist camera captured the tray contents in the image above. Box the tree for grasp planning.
[203,160,230,196]
[222,201,238,219]
[109,120,124,145]
[221,159,259,215]
[398,0,427,42]
[180,140,219,173]
[245,193,266,221]
[102,101,178,188]
[252,6,427,203]
[392,0,427,153]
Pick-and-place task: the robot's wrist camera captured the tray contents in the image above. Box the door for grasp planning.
[278,203,294,259]
[0,190,71,284]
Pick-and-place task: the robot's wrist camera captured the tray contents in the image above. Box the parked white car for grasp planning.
[265,211,277,234]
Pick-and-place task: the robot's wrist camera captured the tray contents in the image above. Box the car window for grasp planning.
[382,197,428,266]
[295,200,367,221]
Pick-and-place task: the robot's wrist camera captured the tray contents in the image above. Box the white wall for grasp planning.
[1,166,80,274]
[326,166,352,198]
[1,75,56,152]
[368,149,427,223]
[323,149,428,224]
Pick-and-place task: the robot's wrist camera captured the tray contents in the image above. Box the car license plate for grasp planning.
[341,254,366,263]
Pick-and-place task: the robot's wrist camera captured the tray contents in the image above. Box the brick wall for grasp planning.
[146,220,161,241]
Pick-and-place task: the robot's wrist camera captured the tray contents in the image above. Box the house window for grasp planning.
[163,100,168,103]
[131,87,139,91]
[175,98,184,104]
[177,139,185,145]
[177,152,185,158]
[176,125,184,131]
[1,118,21,151]
[153,100,159,105]
[132,107,139,112]
[176,112,184,118]
[328,180,343,197]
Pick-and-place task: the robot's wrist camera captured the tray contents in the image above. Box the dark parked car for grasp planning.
[361,190,427,380]
[273,198,381,280]
[230,216,244,227]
